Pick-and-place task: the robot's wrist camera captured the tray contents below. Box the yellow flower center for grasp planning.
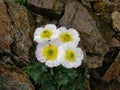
[40,29,53,39]
[42,44,58,61]
[65,50,76,62]
[60,32,73,43]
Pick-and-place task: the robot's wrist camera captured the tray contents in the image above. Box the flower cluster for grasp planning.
[34,24,84,68]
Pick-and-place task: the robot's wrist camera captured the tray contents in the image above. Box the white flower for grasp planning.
[35,41,61,68]
[58,43,84,69]
[57,27,80,46]
[34,24,60,43]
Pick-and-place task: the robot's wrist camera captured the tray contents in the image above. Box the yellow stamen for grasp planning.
[40,29,53,39]
[60,32,73,43]
[65,50,76,62]
[42,44,58,60]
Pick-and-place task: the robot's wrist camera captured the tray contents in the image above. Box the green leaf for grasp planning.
[21,61,89,90]
[31,72,40,82]
[57,76,69,86]
[14,0,27,5]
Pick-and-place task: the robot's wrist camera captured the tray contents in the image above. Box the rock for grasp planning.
[59,1,108,55]
[92,1,114,23]
[85,55,103,68]
[102,47,119,68]
[111,38,120,47]
[0,0,14,53]
[59,1,109,68]
[28,0,55,9]
[91,79,120,90]
[92,0,120,23]
[92,12,114,44]
[35,15,43,26]
[111,11,120,32]
[103,51,120,82]
[5,0,35,64]
[110,0,120,2]
[0,48,4,54]
[27,0,67,19]
[110,0,120,11]
[1,56,14,65]
[0,61,35,90]
[115,33,120,41]
[81,0,99,8]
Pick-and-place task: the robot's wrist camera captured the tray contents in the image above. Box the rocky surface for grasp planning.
[82,0,120,24]
[0,61,35,90]
[111,37,120,47]
[59,1,109,68]
[0,0,120,90]
[6,0,35,64]
[111,11,120,32]
[103,51,120,82]
[91,80,120,90]
[27,0,67,19]
[0,0,14,53]
[0,0,35,67]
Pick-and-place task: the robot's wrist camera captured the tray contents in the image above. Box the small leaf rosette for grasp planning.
[58,43,84,68]
[34,24,60,43]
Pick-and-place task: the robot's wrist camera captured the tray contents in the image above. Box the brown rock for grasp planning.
[1,56,14,65]
[93,0,120,22]
[59,1,109,68]
[115,33,120,41]
[110,0,120,11]
[110,0,120,2]
[93,1,114,23]
[6,0,35,63]
[81,0,99,8]
[28,0,55,9]
[91,80,120,90]
[111,11,120,32]
[92,12,114,44]
[0,61,35,90]
[111,37,120,47]
[103,51,120,82]
[0,0,14,53]
[0,47,4,54]
[27,0,67,19]
[85,55,103,68]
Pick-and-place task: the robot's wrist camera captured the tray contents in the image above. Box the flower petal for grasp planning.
[34,27,43,35]
[68,28,79,37]
[45,60,60,68]
[58,27,67,32]
[35,45,46,63]
[44,24,57,30]
[76,48,84,60]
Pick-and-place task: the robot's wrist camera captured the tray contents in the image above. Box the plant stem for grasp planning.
[57,85,60,90]
[51,68,53,75]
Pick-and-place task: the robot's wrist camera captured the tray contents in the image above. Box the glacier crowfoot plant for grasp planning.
[22,24,86,89]
[34,24,83,68]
